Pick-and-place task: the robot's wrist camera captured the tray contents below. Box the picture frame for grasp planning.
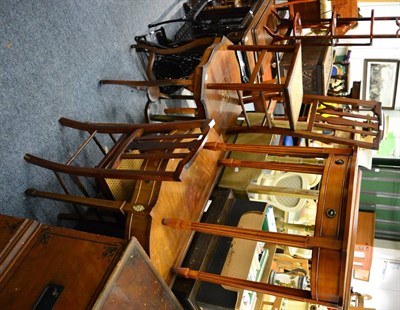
[363,59,400,110]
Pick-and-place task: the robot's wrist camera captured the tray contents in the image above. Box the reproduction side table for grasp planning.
[164,144,361,309]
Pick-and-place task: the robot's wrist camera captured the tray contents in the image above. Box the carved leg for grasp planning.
[162,218,341,250]
[173,267,312,302]
[25,188,135,214]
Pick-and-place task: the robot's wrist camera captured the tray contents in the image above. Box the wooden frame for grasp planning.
[363,59,399,110]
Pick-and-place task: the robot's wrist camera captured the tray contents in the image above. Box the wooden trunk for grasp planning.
[0,214,181,309]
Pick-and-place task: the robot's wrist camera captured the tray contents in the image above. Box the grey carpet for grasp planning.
[0,0,185,226]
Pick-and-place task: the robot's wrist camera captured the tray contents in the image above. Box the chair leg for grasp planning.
[173,267,312,301]
[99,79,193,88]
[162,218,341,250]
[24,188,138,214]
[126,212,152,254]
[144,98,154,123]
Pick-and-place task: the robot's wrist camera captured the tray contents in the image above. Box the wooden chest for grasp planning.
[0,214,181,309]
[0,214,125,309]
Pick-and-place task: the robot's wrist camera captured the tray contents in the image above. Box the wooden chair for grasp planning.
[101,36,244,134]
[24,117,214,249]
[227,94,384,150]
[162,142,361,309]
[101,37,219,122]
[265,5,400,46]
[247,171,317,213]
[207,41,304,130]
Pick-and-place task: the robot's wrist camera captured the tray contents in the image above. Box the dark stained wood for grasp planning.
[0,216,181,309]
[0,215,30,258]
[0,216,126,309]
[93,238,182,309]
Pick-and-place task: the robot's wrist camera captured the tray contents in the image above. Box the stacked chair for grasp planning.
[264,1,400,46]
[25,117,215,251]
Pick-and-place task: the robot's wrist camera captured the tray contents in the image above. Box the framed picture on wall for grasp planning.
[363,59,399,110]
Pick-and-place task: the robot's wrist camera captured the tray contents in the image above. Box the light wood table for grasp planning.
[134,35,252,284]
[125,127,223,284]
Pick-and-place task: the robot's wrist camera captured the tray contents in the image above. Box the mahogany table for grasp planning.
[164,144,361,309]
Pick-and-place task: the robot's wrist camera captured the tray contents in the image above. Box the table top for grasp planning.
[126,128,223,284]
[94,237,182,309]
[194,36,243,135]
[142,36,254,283]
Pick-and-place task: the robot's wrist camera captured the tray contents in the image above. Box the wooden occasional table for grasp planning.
[194,36,243,134]
[101,36,243,136]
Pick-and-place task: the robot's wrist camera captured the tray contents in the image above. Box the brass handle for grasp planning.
[326,208,337,218]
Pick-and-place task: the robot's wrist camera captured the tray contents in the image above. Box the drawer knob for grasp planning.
[335,159,344,165]
[326,208,337,218]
